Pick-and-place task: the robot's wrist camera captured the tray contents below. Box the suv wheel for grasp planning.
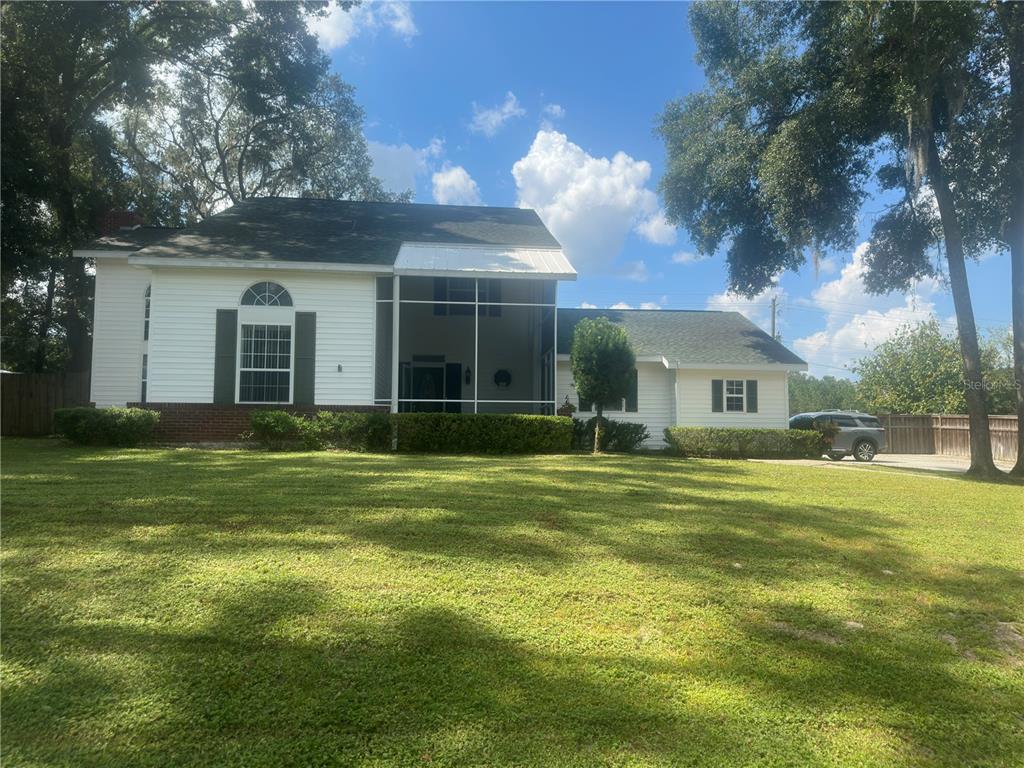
[826,452,845,461]
[853,440,876,462]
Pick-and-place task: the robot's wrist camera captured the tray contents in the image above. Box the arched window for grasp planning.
[241,282,292,307]
[144,285,151,340]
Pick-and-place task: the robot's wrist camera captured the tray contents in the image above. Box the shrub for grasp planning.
[393,413,572,453]
[572,416,650,452]
[302,411,393,452]
[249,410,303,450]
[53,407,160,447]
[664,426,826,459]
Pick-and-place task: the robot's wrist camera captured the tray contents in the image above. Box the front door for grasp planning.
[400,359,463,412]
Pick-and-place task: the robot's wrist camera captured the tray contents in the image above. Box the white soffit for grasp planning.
[394,242,577,280]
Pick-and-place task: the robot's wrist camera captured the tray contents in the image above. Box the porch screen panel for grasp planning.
[477,304,551,406]
[374,300,393,402]
[396,300,474,412]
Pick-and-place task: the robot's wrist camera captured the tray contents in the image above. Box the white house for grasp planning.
[78,197,806,444]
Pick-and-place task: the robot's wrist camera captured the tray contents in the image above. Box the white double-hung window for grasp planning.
[238,282,294,404]
[725,379,745,412]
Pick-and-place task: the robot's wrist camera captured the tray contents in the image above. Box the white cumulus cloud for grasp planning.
[470,92,526,137]
[540,103,566,130]
[542,103,566,119]
[635,211,677,246]
[619,260,649,282]
[307,1,418,51]
[367,138,442,196]
[791,243,948,375]
[672,250,708,265]
[512,130,663,273]
[706,286,783,331]
[432,164,482,206]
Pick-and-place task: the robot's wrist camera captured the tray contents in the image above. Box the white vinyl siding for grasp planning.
[675,369,788,428]
[90,258,152,407]
[557,360,675,449]
[146,268,376,404]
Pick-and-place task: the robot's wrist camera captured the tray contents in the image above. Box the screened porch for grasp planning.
[374,276,558,414]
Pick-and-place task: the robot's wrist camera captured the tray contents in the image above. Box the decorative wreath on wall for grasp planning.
[493,369,512,388]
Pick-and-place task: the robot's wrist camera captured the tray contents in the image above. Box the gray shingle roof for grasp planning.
[82,197,560,264]
[556,308,806,367]
[84,226,183,251]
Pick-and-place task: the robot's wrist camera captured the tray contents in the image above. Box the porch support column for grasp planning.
[552,282,558,415]
[391,274,400,413]
[473,278,479,413]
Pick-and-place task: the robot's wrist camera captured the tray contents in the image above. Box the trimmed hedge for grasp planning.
[393,413,572,454]
[249,410,303,450]
[572,416,650,452]
[664,426,827,459]
[249,410,572,454]
[53,407,160,447]
[300,411,393,452]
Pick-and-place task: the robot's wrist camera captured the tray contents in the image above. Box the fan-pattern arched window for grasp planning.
[241,282,292,306]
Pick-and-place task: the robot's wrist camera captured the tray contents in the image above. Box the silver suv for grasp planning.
[789,410,887,462]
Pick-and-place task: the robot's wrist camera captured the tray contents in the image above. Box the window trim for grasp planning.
[725,379,746,413]
[236,317,295,405]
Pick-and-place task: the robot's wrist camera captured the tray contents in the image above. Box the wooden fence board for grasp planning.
[878,413,1017,462]
[1,372,91,436]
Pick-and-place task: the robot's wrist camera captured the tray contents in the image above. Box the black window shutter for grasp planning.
[294,312,316,405]
[625,369,639,412]
[213,309,237,404]
[746,379,758,413]
[711,379,724,412]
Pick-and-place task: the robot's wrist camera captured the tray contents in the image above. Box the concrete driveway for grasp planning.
[755,453,1016,475]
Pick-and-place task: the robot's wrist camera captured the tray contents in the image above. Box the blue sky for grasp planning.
[311,1,1011,377]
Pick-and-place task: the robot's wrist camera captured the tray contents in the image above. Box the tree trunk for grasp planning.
[1012,239,1024,476]
[33,259,58,372]
[927,136,1002,478]
[52,129,92,372]
[1001,2,1024,476]
[593,405,603,454]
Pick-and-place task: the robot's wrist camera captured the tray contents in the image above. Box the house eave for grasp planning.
[555,353,806,372]
[126,255,394,273]
[666,361,808,372]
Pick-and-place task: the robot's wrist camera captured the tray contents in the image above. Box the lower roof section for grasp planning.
[556,308,807,370]
[394,243,576,280]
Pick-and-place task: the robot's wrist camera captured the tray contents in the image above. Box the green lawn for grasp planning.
[2,439,1022,767]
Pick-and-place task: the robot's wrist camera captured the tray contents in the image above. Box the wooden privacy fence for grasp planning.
[877,414,1018,462]
[1,372,91,437]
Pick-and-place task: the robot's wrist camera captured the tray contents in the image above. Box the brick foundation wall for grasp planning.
[128,402,388,443]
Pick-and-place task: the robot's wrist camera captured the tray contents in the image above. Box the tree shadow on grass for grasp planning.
[4,443,1023,765]
[6,575,1022,767]
[726,598,1024,766]
[2,578,834,767]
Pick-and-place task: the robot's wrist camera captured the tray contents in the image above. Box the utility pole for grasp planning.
[770,295,777,339]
